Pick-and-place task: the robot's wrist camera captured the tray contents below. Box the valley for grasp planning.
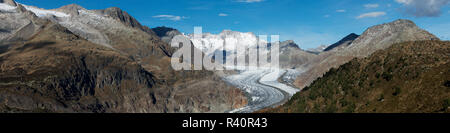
[225,67,300,113]
[1,0,449,113]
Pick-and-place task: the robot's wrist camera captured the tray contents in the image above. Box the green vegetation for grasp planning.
[266,41,450,113]
[443,99,450,110]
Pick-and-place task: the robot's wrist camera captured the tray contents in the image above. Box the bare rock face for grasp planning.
[0,3,47,42]
[277,40,317,69]
[152,26,183,44]
[94,7,157,36]
[294,19,439,90]
[1,0,17,6]
[344,19,438,57]
[57,4,85,15]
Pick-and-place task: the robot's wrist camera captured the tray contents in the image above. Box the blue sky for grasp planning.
[15,0,450,49]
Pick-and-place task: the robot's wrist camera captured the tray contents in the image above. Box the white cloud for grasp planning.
[336,9,346,12]
[364,4,379,8]
[218,13,228,16]
[153,15,187,21]
[236,0,264,3]
[356,12,386,19]
[395,0,450,17]
[324,14,330,18]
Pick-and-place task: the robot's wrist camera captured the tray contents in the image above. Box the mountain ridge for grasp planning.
[293,19,439,90]
[1,0,16,6]
[264,40,450,113]
[0,1,247,113]
[323,33,359,51]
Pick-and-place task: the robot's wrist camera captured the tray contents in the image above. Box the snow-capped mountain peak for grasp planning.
[22,5,70,18]
[0,3,16,11]
[0,0,17,6]
[187,30,269,56]
[1,1,70,18]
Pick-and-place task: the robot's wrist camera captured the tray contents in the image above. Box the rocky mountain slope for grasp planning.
[264,40,450,113]
[306,44,327,54]
[0,0,16,6]
[56,4,172,58]
[0,1,247,113]
[278,40,317,68]
[294,19,439,89]
[0,20,160,112]
[152,26,183,44]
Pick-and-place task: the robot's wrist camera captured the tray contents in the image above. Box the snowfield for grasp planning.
[224,66,301,113]
[22,5,70,18]
[2,2,119,49]
[0,3,16,11]
[58,9,114,49]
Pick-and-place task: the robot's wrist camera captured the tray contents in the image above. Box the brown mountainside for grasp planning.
[265,40,450,113]
[0,1,246,112]
[294,19,439,89]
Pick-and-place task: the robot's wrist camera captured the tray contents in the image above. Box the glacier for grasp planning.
[224,66,301,113]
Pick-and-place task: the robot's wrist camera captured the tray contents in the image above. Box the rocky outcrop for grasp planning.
[56,4,85,15]
[54,5,174,58]
[0,3,48,42]
[345,19,438,57]
[94,7,157,36]
[152,26,183,44]
[279,40,299,49]
[1,0,16,6]
[277,40,317,69]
